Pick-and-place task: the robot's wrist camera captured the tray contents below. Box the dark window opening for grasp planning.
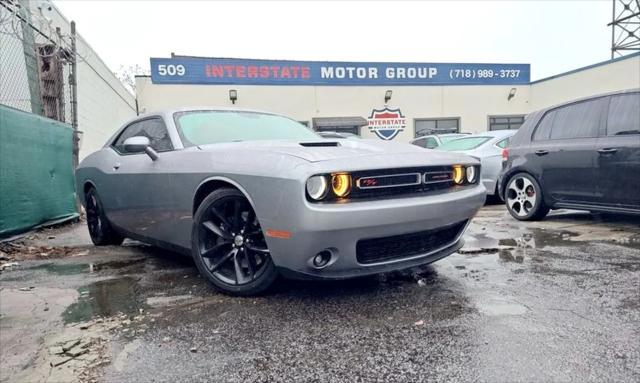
[113,117,173,154]
[489,115,524,131]
[415,118,460,137]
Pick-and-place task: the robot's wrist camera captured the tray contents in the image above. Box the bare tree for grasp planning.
[114,64,149,94]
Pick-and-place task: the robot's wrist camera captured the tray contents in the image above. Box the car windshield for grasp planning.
[174,110,319,146]
[439,135,464,144]
[438,136,492,151]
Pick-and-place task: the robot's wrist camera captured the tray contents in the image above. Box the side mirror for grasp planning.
[123,136,158,160]
[123,136,150,153]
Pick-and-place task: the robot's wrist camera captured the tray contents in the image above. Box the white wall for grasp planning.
[136,54,640,143]
[530,54,640,110]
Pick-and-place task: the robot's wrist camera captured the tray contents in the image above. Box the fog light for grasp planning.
[313,250,331,268]
[331,173,351,197]
[453,165,464,185]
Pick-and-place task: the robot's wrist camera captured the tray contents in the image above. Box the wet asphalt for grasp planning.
[1,206,639,382]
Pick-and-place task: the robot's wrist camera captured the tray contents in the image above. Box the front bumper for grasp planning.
[262,184,486,280]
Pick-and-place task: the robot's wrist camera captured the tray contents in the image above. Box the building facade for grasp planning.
[135,53,640,142]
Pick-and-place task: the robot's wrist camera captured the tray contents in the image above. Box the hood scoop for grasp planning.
[299,141,340,147]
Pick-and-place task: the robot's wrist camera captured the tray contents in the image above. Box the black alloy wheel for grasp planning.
[192,188,277,295]
[85,188,124,246]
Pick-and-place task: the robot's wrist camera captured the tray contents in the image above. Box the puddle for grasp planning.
[27,263,91,275]
[62,277,147,324]
[25,258,147,276]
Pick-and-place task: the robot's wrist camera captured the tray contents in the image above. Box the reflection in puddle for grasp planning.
[26,258,146,276]
[62,277,146,324]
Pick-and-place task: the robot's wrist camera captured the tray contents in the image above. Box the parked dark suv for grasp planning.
[498,89,640,220]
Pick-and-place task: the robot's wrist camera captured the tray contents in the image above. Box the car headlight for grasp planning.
[466,166,477,183]
[331,173,352,198]
[306,175,328,200]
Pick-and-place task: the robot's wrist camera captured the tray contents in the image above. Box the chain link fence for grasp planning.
[0,0,73,124]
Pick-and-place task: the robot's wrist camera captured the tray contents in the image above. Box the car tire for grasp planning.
[85,188,125,246]
[504,173,549,221]
[191,188,278,296]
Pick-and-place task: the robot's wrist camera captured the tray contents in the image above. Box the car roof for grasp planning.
[536,88,640,113]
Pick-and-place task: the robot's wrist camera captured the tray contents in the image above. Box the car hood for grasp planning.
[196,139,471,163]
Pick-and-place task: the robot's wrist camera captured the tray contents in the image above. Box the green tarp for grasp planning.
[0,104,77,237]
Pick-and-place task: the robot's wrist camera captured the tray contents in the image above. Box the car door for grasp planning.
[595,92,640,209]
[103,117,176,239]
[528,97,607,204]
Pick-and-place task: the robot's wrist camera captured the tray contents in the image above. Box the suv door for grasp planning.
[595,93,640,209]
[104,117,175,238]
[528,97,608,205]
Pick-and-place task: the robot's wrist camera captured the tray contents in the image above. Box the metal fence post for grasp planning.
[70,21,79,170]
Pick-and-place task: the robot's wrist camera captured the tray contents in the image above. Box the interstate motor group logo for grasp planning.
[367,108,406,140]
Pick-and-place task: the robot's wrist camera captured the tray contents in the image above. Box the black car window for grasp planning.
[607,93,640,136]
[411,138,426,147]
[533,110,557,141]
[113,118,173,154]
[549,98,606,140]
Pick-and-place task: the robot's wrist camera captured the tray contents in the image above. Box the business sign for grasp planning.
[150,57,530,86]
[367,108,406,140]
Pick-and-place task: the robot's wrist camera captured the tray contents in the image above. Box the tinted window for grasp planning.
[438,137,492,151]
[549,99,606,139]
[113,118,173,153]
[411,138,427,148]
[425,137,438,148]
[607,93,640,136]
[174,111,319,146]
[533,110,556,141]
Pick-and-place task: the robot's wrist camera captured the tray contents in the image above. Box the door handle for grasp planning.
[113,163,121,170]
[534,150,549,156]
[597,148,618,155]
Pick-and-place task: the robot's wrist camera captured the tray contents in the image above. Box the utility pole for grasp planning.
[70,21,79,169]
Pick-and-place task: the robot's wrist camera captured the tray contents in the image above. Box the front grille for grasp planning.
[349,166,457,201]
[356,220,467,265]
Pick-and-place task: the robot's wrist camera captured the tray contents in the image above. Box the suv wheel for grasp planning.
[505,173,549,221]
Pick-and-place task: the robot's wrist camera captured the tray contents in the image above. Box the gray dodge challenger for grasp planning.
[76,108,485,295]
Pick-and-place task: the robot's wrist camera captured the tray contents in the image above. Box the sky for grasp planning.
[53,0,614,81]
